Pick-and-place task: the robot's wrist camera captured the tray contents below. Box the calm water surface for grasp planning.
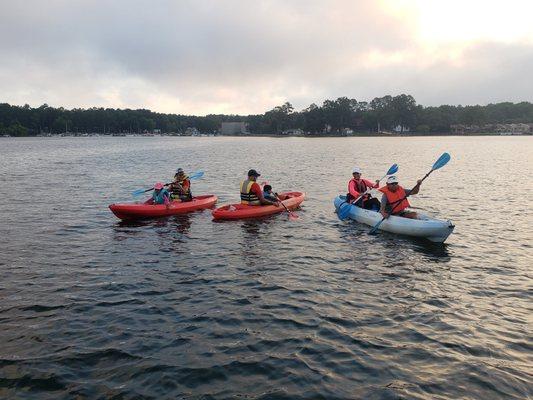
[0,136,531,399]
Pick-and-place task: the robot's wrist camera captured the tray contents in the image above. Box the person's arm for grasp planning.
[363,179,379,189]
[380,194,389,218]
[264,193,276,202]
[409,180,422,195]
[348,180,360,197]
[253,183,277,205]
[163,191,171,206]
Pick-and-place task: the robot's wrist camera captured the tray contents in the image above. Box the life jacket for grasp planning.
[263,191,278,202]
[153,188,170,204]
[240,179,261,205]
[348,178,371,204]
[379,186,410,214]
[171,177,192,200]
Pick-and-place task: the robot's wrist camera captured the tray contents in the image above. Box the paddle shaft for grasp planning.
[276,194,297,217]
[351,171,390,204]
[134,172,201,196]
[140,181,173,194]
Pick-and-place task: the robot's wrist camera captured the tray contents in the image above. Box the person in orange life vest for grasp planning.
[240,169,279,206]
[169,168,192,202]
[379,175,422,219]
[348,166,381,210]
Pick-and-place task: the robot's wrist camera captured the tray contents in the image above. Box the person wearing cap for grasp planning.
[240,169,278,206]
[151,182,171,205]
[348,166,381,210]
[378,176,422,219]
[169,168,192,202]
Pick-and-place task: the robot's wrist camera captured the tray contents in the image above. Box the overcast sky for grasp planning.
[1,0,532,115]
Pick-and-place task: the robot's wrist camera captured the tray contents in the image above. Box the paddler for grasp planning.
[151,182,171,205]
[348,166,381,210]
[169,168,192,202]
[240,169,279,206]
[262,184,279,202]
[379,175,422,219]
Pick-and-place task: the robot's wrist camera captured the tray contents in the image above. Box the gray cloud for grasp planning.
[0,0,532,114]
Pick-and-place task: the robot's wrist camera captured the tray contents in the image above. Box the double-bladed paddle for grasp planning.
[131,170,204,197]
[368,152,451,235]
[337,163,399,220]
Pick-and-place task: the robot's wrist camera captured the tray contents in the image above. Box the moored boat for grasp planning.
[334,195,454,243]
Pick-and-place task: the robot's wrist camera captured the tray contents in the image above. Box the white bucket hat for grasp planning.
[352,166,362,174]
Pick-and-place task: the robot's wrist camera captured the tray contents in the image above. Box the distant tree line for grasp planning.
[1,96,533,136]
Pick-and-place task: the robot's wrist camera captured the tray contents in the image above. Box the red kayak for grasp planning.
[212,191,305,220]
[109,195,218,220]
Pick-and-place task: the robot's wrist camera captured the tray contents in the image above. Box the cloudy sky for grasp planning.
[1,0,532,115]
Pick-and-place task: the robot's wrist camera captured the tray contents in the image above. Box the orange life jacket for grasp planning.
[379,185,410,214]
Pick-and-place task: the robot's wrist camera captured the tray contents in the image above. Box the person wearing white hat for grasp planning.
[347,166,381,210]
[378,175,422,219]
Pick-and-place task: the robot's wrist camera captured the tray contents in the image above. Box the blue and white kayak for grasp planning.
[334,195,454,243]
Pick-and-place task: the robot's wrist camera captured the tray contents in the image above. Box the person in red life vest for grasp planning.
[240,169,279,206]
[379,175,422,219]
[348,166,381,210]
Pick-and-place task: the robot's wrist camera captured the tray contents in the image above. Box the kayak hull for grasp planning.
[109,195,217,220]
[334,195,454,243]
[212,191,305,220]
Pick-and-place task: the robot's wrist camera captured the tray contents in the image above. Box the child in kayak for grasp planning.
[151,182,171,205]
[263,185,279,202]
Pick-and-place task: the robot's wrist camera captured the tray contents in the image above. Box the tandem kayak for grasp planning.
[212,191,305,220]
[333,195,454,243]
[109,195,218,220]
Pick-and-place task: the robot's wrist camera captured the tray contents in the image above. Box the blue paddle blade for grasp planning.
[432,153,450,170]
[188,171,204,180]
[337,202,352,220]
[386,163,399,175]
[132,188,148,196]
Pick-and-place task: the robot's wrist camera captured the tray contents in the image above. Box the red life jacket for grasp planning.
[379,185,410,214]
[349,178,370,195]
[348,178,373,203]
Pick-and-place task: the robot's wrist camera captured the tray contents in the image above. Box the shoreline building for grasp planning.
[220,122,249,135]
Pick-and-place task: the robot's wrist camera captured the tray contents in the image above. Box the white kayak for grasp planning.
[334,195,454,243]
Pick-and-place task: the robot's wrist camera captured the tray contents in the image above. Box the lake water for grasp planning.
[0,136,531,399]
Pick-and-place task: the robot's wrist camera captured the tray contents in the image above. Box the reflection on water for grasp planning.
[0,136,531,399]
